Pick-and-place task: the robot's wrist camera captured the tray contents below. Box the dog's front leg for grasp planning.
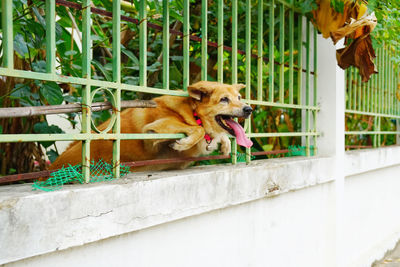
[220,135,231,155]
[143,118,205,151]
[170,126,205,151]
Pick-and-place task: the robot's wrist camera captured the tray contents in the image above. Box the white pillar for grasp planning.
[316,36,346,267]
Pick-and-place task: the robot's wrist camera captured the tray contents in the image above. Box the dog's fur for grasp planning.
[50,81,252,171]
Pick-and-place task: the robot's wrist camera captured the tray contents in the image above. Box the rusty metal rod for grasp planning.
[0,150,291,184]
[0,100,156,118]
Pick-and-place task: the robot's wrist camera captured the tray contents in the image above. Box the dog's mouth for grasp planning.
[215,115,253,148]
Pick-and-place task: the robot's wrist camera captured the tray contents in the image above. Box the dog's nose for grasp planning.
[243,106,253,116]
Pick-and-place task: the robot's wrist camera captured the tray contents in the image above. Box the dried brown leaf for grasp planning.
[336,35,377,82]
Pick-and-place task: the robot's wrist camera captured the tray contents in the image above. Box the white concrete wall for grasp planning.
[3,182,337,267]
[344,164,400,267]
[1,147,400,267]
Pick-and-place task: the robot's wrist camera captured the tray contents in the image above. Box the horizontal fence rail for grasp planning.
[345,46,400,149]
[0,0,319,182]
[0,100,156,118]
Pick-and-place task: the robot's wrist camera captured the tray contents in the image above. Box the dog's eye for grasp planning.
[220,97,230,103]
[238,95,241,100]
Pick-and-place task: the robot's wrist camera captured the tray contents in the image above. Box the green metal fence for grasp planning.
[0,0,319,182]
[345,46,400,149]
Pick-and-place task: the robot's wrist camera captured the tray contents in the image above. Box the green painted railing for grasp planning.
[0,0,319,181]
[345,46,400,148]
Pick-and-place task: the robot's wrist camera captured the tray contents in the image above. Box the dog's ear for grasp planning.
[187,82,215,101]
[233,84,246,91]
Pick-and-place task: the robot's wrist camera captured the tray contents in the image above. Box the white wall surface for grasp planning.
[4,181,336,267]
[343,164,400,267]
[2,147,400,267]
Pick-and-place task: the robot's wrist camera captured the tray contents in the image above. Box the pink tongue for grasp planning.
[225,119,253,148]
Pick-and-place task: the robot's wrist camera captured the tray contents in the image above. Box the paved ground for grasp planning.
[373,240,400,267]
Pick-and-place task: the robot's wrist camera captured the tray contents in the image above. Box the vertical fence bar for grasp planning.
[372,70,375,114]
[396,55,398,116]
[268,0,274,102]
[257,0,263,101]
[349,68,353,110]
[231,0,238,165]
[139,0,147,87]
[367,71,370,113]
[112,0,121,178]
[183,0,189,90]
[279,3,284,103]
[305,21,310,156]
[201,0,208,81]
[2,0,13,68]
[362,79,366,112]
[383,47,386,115]
[345,69,348,109]
[390,51,394,115]
[288,0,294,104]
[313,27,317,155]
[380,47,383,116]
[81,0,92,182]
[297,15,303,105]
[392,51,394,115]
[245,0,251,163]
[353,68,357,110]
[355,69,359,110]
[162,0,169,90]
[373,57,378,147]
[359,73,362,111]
[378,47,382,146]
[45,0,56,74]
[217,0,223,83]
[386,48,390,115]
[388,49,391,115]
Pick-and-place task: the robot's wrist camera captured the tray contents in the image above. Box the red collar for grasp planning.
[193,112,212,144]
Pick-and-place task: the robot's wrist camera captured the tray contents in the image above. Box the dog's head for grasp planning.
[188,81,253,147]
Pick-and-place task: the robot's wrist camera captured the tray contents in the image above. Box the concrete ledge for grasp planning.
[345,145,400,176]
[0,156,335,265]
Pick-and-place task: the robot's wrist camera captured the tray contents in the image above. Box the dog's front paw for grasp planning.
[205,140,218,152]
[170,137,196,151]
[220,135,231,155]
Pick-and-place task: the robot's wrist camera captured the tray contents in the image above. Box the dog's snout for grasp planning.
[243,106,253,117]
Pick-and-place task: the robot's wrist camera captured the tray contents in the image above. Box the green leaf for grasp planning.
[10,84,31,98]
[39,82,63,105]
[14,34,29,57]
[32,7,46,27]
[64,50,78,56]
[91,60,112,81]
[46,149,59,163]
[121,45,139,65]
[34,121,64,148]
[32,61,47,73]
[9,84,40,106]
[262,144,274,151]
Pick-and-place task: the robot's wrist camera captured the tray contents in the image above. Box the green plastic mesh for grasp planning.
[236,152,255,162]
[32,159,130,192]
[287,145,315,156]
[32,146,312,191]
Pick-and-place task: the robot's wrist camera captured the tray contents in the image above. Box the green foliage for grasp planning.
[33,121,64,148]
[294,0,318,14]
[2,0,398,175]
[330,0,345,13]
[368,0,400,57]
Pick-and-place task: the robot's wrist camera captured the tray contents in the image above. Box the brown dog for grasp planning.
[50,81,253,171]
